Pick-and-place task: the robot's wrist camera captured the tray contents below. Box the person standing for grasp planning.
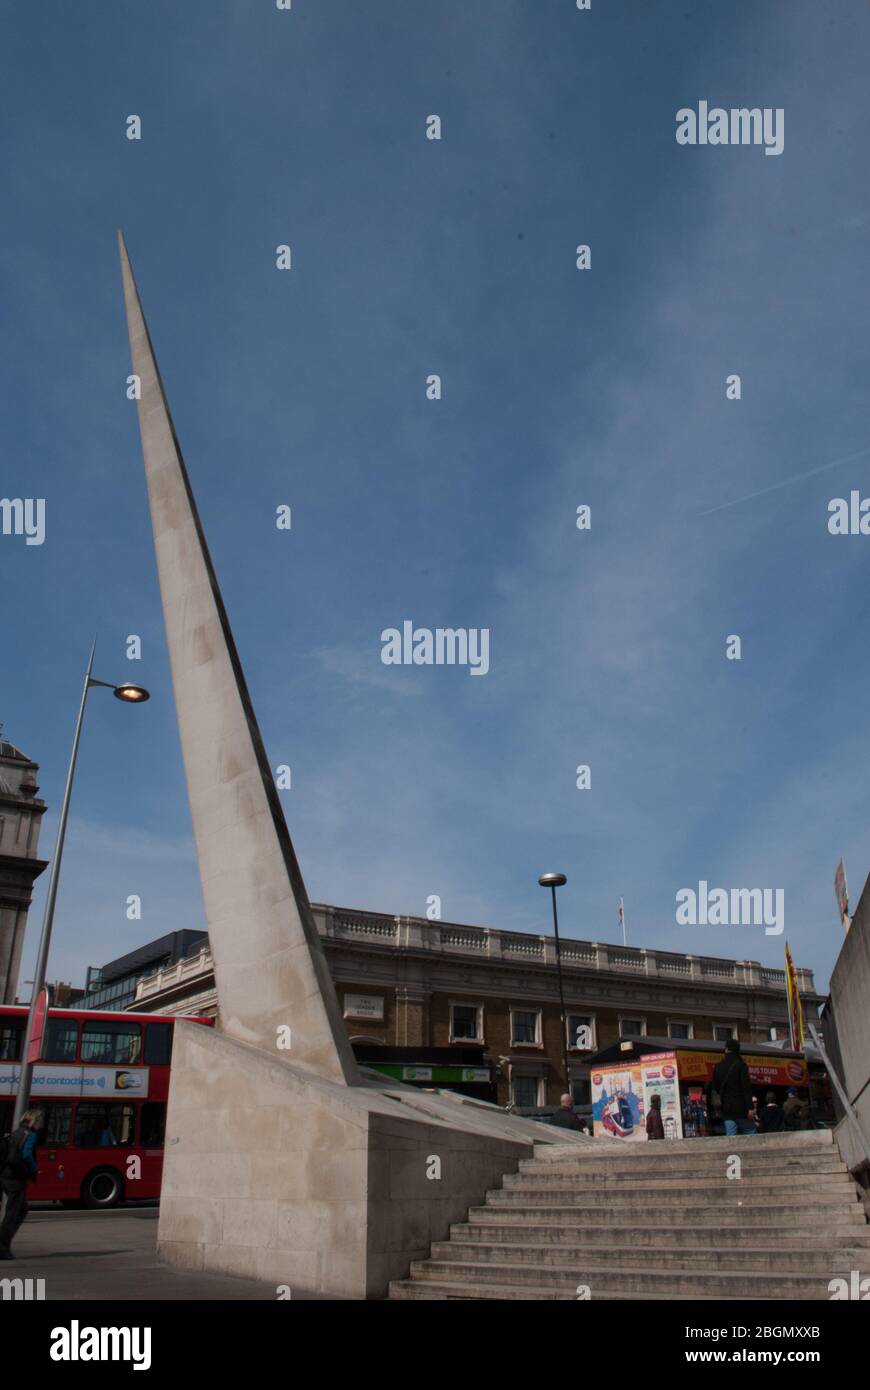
[549,1093,584,1130]
[646,1093,665,1140]
[782,1087,809,1130]
[708,1040,754,1137]
[0,1107,43,1259]
[758,1091,786,1133]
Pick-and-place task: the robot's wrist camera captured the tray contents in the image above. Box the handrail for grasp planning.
[808,1022,870,1168]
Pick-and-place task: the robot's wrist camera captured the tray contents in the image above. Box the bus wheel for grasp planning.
[82,1168,124,1209]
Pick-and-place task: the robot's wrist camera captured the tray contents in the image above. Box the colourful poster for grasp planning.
[640,1052,683,1140]
[591,1064,645,1141]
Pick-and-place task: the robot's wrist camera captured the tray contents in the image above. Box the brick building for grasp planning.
[130,903,822,1109]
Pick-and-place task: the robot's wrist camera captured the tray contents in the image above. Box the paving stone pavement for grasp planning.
[0,1207,322,1301]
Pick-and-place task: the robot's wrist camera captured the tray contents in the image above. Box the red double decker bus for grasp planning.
[0,1004,212,1207]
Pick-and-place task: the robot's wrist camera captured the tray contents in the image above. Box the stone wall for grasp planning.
[825,876,870,1175]
[158,1020,549,1298]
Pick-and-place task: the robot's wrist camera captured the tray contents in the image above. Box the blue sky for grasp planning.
[2,0,870,998]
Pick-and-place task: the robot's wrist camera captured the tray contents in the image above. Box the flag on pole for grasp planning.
[834,858,851,932]
[618,897,625,945]
[784,941,804,1052]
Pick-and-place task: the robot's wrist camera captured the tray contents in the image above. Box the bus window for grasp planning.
[43,1018,79,1062]
[39,1103,72,1147]
[75,1103,136,1148]
[140,1102,166,1148]
[81,1020,142,1065]
[0,1019,23,1061]
[144,1022,173,1066]
[0,1101,13,1136]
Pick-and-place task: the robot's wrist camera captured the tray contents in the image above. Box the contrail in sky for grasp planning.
[700,447,870,517]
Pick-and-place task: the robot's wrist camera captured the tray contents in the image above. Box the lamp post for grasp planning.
[538,872,570,1098]
[13,641,149,1126]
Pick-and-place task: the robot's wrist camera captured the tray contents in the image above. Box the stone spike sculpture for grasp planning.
[118,231,358,1086]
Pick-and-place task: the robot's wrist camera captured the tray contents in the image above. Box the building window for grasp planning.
[619,1017,645,1038]
[714,1024,737,1042]
[449,1002,482,1042]
[511,1075,540,1108]
[567,1014,595,1050]
[510,1009,541,1046]
[571,1078,591,1106]
[668,1021,693,1040]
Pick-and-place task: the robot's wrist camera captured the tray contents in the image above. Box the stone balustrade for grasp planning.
[134,905,820,1004]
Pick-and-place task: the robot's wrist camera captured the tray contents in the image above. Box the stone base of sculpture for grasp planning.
[157,1021,582,1298]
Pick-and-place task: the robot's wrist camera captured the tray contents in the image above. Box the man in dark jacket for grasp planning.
[549,1094,584,1130]
[0,1107,43,1259]
[782,1087,809,1130]
[708,1040,754,1136]
[758,1091,786,1133]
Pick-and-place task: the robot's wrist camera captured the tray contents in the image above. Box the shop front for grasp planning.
[351,1043,497,1103]
[588,1038,810,1142]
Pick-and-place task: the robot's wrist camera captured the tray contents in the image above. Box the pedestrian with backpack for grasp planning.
[0,1107,43,1259]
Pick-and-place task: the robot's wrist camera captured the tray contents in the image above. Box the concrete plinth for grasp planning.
[157,1021,567,1298]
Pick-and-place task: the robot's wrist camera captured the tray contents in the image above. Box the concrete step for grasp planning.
[518,1155,847,1178]
[405,1259,863,1298]
[388,1279,753,1300]
[503,1170,851,1193]
[390,1127,861,1302]
[451,1221,870,1249]
[427,1239,870,1273]
[534,1131,835,1159]
[487,1182,856,1207]
[468,1202,866,1226]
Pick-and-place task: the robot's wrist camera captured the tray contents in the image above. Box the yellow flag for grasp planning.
[784,941,804,1051]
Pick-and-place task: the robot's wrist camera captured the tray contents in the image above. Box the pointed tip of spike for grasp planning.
[118,231,139,311]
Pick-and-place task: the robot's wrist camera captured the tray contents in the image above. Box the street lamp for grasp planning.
[13,641,150,1126]
[538,872,571,1098]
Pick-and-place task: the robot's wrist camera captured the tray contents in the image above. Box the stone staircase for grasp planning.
[389,1128,870,1300]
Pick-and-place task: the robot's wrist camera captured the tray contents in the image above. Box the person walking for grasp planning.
[0,1107,43,1259]
[708,1040,755,1137]
[646,1093,665,1140]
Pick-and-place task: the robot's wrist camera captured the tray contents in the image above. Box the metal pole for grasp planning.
[550,885,571,1095]
[14,640,96,1126]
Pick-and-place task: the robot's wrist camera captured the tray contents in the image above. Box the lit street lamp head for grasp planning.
[113,684,150,703]
[538,872,567,888]
[13,654,151,1127]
